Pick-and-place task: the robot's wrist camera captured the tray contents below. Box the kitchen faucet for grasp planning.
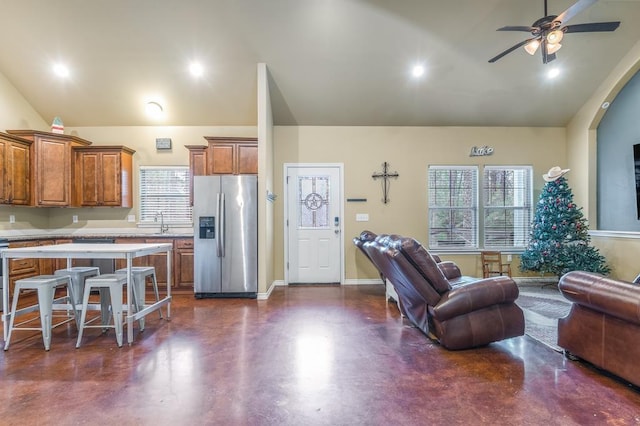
[154,211,169,234]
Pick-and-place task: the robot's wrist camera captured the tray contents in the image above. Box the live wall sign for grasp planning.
[469,146,494,157]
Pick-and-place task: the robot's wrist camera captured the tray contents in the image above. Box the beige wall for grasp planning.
[566,40,640,281]
[273,126,566,281]
[0,70,50,230]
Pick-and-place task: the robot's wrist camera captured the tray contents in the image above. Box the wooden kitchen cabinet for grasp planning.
[186,137,257,176]
[7,130,91,207]
[73,146,135,207]
[37,240,55,275]
[186,137,257,204]
[7,240,39,296]
[175,238,194,290]
[114,237,193,292]
[185,145,207,206]
[115,238,169,290]
[204,137,258,175]
[0,132,31,205]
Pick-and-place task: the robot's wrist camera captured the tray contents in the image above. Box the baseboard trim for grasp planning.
[257,280,285,300]
[343,279,384,285]
[514,277,558,285]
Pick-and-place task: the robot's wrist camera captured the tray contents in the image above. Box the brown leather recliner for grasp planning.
[355,231,524,350]
[558,271,640,387]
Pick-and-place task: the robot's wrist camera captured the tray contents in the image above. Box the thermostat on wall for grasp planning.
[155,138,172,150]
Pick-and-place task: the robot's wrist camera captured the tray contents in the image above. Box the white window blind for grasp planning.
[428,166,478,249]
[482,166,533,249]
[139,166,192,224]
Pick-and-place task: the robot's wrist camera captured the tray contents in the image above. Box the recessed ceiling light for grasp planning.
[145,101,164,119]
[189,62,204,78]
[411,64,426,78]
[547,67,560,79]
[53,63,70,78]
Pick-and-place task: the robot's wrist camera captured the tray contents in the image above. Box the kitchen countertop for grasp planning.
[0,228,193,242]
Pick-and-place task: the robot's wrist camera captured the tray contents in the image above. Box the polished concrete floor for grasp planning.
[1,284,640,425]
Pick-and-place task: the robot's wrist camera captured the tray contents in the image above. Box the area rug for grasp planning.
[516,286,572,352]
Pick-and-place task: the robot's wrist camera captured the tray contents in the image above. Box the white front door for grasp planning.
[285,164,343,284]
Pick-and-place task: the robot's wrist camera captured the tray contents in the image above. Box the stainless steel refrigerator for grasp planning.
[193,175,258,298]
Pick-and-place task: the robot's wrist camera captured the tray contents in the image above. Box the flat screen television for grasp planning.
[635,144,640,219]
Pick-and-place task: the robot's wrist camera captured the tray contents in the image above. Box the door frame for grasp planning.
[283,163,345,285]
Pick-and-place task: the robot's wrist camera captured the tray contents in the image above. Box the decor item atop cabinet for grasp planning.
[7,130,92,207]
[73,146,135,207]
[0,132,31,205]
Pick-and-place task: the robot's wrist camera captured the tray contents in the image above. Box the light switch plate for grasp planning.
[9,214,15,223]
[72,215,78,223]
[128,215,136,223]
[356,213,369,222]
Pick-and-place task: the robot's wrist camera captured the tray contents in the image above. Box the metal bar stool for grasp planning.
[4,274,77,351]
[76,273,134,348]
[115,266,163,322]
[54,266,100,307]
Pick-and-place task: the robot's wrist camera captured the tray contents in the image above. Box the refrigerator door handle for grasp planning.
[216,193,223,257]
[219,192,226,258]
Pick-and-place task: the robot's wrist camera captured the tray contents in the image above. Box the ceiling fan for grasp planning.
[488,0,620,64]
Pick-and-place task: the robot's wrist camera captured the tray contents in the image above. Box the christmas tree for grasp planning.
[520,167,609,277]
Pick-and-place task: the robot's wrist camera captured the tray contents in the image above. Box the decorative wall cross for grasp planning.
[372,162,399,204]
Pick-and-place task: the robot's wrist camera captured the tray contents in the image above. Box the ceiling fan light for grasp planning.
[524,39,540,55]
[547,43,562,54]
[546,29,564,44]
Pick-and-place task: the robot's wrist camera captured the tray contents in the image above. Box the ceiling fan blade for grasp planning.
[555,0,597,25]
[488,38,536,63]
[497,26,536,32]
[563,21,620,33]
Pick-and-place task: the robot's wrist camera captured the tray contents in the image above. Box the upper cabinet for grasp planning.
[7,130,91,207]
[189,137,258,175]
[207,137,258,175]
[0,132,32,205]
[186,137,257,204]
[73,146,135,207]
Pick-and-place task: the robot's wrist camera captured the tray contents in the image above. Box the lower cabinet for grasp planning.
[114,237,194,292]
[7,241,39,297]
[175,238,194,290]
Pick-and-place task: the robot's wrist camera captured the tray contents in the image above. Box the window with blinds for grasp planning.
[139,166,192,224]
[482,166,533,249]
[428,166,478,249]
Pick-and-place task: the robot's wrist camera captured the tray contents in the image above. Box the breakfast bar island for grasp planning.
[1,242,173,346]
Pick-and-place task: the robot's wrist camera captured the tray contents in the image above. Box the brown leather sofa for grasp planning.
[558,271,640,387]
[354,231,524,350]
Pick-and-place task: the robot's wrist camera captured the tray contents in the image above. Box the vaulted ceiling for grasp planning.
[1,0,640,128]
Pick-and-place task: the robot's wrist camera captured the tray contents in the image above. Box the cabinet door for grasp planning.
[0,138,30,205]
[8,141,30,205]
[0,141,6,202]
[77,151,100,206]
[236,144,258,174]
[38,240,55,275]
[209,144,235,174]
[8,241,39,296]
[175,238,194,289]
[100,152,122,206]
[36,137,70,206]
[187,146,208,206]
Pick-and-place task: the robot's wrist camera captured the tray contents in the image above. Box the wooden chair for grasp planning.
[481,251,512,278]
